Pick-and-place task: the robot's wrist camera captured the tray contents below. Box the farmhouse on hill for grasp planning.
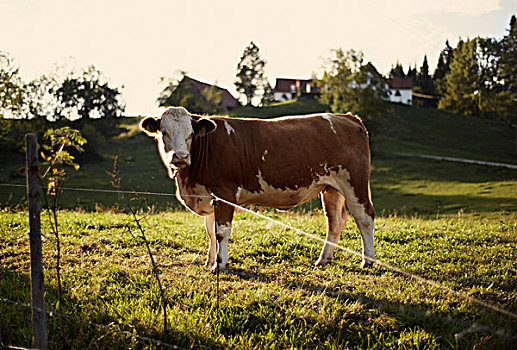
[388,77,413,105]
[159,75,238,113]
[187,77,238,111]
[273,78,321,102]
[273,75,414,106]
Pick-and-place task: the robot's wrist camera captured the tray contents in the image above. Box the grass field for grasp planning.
[1,100,516,348]
[1,209,516,349]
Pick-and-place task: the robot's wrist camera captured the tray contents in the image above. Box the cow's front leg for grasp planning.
[212,201,235,272]
[204,213,217,267]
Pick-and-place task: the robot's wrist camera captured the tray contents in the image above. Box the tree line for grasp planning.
[0,54,125,155]
[1,15,515,158]
[382,15,516,123]
[164,15,516,123]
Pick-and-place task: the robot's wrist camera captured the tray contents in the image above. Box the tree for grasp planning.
[500,15,517,94]
[55,66,125,125]
[433,40,454,96]
[438,36,515,122]
[414,55,436,107]
[476,36,515,122]
[318,48,389,120]
[235,41,268,106]
[158,73,200,111]
[406,65,417,86]
[0,52,26,118]
[389,62,405,78]
[438,39,478,116]
[200,84,225,114]
[476,37,501,91]
[25,73,61,120]
[260,80,275,106]
[0,56,125,156]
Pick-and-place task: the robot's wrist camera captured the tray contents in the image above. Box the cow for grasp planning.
[140,106,375,271]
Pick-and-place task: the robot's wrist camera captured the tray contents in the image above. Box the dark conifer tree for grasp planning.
[389,62,405,78]
[415,55,436,107]
[438,39,478,116]
[500,15,517,94]
[433,40,454,95]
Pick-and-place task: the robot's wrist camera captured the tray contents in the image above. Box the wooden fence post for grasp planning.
[26,133,48,350]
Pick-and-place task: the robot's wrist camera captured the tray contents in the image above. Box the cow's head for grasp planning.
[139,107,217,176]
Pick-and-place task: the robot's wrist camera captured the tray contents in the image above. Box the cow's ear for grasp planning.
[192,117,217,137]
[139,117,160,137]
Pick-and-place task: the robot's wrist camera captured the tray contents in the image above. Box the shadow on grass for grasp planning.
[222,265,516,349]
[0,268,222,349]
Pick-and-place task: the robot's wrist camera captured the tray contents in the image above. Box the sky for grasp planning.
[1,0,516,116]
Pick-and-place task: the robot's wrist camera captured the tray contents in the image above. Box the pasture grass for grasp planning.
[1,209,516,349]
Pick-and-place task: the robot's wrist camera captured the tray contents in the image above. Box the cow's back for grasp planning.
[185,113,370,198]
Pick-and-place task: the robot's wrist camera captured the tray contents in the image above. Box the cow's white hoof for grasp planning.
[360,260,374,268]
[315,257,331,267]
[211,262,227,273]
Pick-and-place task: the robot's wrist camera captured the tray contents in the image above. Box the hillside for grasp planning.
[0,100,516,215]
[371,103,517,164]
[233,99,516,164]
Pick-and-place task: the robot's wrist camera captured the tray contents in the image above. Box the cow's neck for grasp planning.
[180,132,212,186]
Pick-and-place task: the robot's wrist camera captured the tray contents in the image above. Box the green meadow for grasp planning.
[1,210,516,349]
[1,100,516,348]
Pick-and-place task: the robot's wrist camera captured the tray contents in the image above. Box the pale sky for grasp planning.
[1,0,516,116]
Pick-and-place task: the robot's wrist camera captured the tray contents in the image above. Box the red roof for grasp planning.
[189,78,238,110]
[389,77,413,89]
[274,78,320,94]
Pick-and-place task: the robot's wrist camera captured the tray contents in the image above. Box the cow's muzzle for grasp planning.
[171,151,190,168]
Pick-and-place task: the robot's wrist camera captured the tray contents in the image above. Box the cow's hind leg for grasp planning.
[340,180,376,268]
[204,213,217,267]
[315,187,348,267]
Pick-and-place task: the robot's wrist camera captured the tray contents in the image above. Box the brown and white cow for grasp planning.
[140,107,375,271]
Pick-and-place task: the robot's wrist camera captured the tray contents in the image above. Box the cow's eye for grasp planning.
[162,131,167,137]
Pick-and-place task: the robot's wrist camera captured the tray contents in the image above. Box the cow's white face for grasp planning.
[158,107,194,169]
[140,107,216,177]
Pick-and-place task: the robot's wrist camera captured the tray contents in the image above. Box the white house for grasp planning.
[389,77,413,105]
